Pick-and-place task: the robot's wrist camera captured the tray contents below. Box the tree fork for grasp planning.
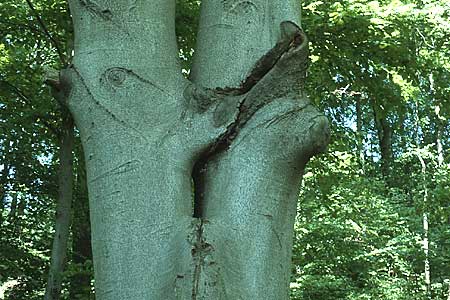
[66,0,329,299]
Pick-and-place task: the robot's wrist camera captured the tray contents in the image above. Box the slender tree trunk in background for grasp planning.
[64,1,329,299]
[69,154,93,299]
[417,154,431,300]
[429,74,444,168]
[0,154,10,223]
[7,193,17,220]
[436,121,444,167]
[44,111,74,300]
[355,96,365,173]
[379,118,392,177]
[373,107,393,181]
[8,193,27,235]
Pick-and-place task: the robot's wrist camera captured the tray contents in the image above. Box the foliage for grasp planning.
[290,0,450,299]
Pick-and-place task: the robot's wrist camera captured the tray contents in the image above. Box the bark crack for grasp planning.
[216,21,306,95]
[191,220,212,299]
[191,21,310,219]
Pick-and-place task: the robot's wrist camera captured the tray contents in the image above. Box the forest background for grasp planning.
[0,0,449,299]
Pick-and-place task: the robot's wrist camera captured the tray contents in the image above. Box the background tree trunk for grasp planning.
[65,1,328,299]
[69,154,93,299]
[0,144,10,224]
[44,111,74,300]
[356,96,365,172]
[372,104,392,182]
[416,154,431,300]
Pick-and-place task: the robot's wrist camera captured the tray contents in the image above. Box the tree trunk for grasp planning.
[355,96,365,173]
[65,1,329,299]
[44,111,74,300]
[373,106,392,181]
[436,122,444,167]
[69,151,93,299]
[0,153,10,223]
[417,154,431,299]
[8,193,17,220]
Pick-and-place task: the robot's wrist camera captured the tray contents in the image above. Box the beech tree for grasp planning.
[61,0,329,299]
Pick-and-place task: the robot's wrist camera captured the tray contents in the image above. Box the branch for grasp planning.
[0,79,61,137]
[0,80,33,105]
[25,0,66,65]
[0,19,48,38]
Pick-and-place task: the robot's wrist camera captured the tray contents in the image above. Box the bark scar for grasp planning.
[216,21,307,95]
[89,160,142,183]
[191,21,311,219]
[191,219,213,299]
[78,0,130,35]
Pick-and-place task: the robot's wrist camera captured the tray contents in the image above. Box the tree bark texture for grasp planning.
[65,1,329,299]
[44,111,74,300]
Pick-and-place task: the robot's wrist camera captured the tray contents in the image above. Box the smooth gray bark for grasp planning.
[191,2,327,298]
[65,1,329,299]
[44,112,74,300]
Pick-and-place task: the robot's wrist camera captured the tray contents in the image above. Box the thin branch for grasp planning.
[0,19,47,38]
[0,80,33,105]
[25,0,66,65]
[416,28,434,50]
[0,79,61,137]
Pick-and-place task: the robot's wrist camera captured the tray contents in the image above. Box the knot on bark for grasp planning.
[183,84,221,113]
[104,68,127,87]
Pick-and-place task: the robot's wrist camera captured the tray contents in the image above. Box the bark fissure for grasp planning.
[191,220,212,299]
[192,96,246,218]
[191,22,309,220]
[217,21,306,95]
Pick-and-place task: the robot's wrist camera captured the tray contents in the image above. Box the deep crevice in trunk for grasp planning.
[192,164,205,219]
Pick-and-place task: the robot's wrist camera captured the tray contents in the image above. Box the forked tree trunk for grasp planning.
[64,1,329,299]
